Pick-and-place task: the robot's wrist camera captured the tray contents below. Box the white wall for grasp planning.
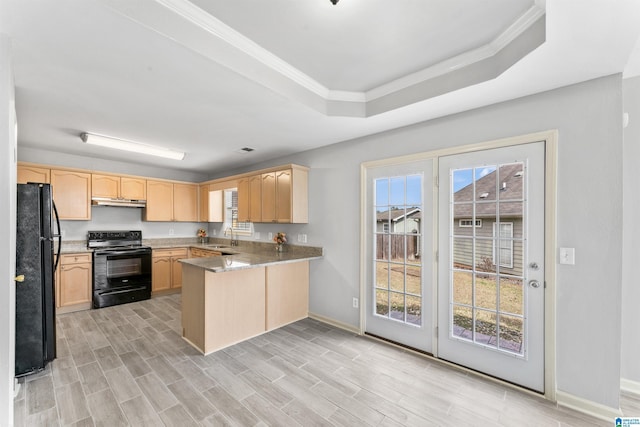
[0,34,17,426]
[220,75,625,410]
[622,76,640,387]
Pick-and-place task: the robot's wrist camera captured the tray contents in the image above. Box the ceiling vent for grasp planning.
[236,147,255,153]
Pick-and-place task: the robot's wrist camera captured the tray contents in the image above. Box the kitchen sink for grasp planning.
[206,244,232,249]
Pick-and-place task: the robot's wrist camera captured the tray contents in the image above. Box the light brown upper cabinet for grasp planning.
[174,183,198,222]
[145,180,198,222]
[199,184,210,222]
[51,169,91,220]
[238,175,263,222]
[260,167,308,223]
[17,165,50,184]
[92,174,147,200]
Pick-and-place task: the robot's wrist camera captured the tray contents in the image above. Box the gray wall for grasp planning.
[622,76,640,386]
[221,75,625,410]
[0,34,17,426]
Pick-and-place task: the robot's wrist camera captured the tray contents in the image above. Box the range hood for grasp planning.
[91,197,146,208]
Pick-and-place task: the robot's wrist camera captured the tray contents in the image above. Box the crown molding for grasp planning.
[111,0,545,117]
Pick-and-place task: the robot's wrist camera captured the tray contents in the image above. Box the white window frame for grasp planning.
[224,189,253,235]
[459,218,482,228]
[492,222,514,268]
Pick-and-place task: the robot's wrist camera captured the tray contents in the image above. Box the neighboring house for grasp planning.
[452,163,524,276]
[376,207,421,233]
[376,208,421,260]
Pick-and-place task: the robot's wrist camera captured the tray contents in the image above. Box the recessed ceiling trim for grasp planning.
[103,0,545,117]
[155,0,331,99]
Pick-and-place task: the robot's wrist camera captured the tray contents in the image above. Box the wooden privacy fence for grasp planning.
[376,234,419,261]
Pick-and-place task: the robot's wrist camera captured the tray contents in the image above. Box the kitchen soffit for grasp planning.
[104,0,545,117]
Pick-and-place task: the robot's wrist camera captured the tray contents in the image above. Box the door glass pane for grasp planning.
[373,175,423,327]
[449,163,526,355]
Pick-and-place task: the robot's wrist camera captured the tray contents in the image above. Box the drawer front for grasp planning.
[190,248,221,258]
[153,248,188,258]
[60,253,92,265]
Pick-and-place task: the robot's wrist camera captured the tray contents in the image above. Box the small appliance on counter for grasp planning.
[15,183,61,376]
[88,230,152,308]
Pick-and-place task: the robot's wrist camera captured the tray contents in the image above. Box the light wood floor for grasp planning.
[13,294,637,426]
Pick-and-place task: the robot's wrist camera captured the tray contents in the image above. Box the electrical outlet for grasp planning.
[297,233,307,243]
[268,232,273,240]
[254,232,261,240]
[169,228,174,235]
[352,297,359,309]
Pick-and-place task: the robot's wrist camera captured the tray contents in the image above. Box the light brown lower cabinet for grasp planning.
[181,260,310,354]
[152,248,188,293]
[57,253,92,313]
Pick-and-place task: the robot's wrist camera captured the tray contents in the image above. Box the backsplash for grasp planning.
[60,206,206,240]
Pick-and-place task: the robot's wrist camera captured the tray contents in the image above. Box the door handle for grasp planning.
[14,275,25,283]
[529,280,541,288]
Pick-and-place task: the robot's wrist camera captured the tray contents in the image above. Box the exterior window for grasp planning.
[492,222,513,268]
[383,223,390,233]
[224,189,252,234]
[459,219,482,228]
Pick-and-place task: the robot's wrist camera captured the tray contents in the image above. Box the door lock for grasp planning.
[529,280,541,288]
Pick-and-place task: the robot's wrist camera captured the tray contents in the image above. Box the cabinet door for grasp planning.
[199,185,210,222]
[237,178,250,222]
[51,169,91,220]
[171,257,183,289]
[249,175,262,222]
[275,169,292,223]
[261,172,276,223]
[17,165,50,184]
[145,180,173,221]
[174,183,198,222]
[59,263,92,306]
[209,190,224,222]
[121,177,146,200]
[91,174,120,198]
[152,257,172,291]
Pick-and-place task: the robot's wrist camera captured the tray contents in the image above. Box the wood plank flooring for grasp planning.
[13,294,635,426]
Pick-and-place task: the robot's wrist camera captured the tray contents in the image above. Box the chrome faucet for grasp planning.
[225,227,238,246]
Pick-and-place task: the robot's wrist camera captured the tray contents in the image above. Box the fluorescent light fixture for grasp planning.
[80,132,185,160]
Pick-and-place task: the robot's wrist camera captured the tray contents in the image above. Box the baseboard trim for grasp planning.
[556,390,622,421]
[308,311,360,334]
[621,378,640,396]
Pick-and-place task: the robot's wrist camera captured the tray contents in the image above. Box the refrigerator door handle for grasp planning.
[52,200,61,273]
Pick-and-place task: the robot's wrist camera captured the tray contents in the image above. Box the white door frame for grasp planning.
[360,129,557,400]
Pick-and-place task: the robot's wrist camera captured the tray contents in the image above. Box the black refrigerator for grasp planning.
[15,183,61,376]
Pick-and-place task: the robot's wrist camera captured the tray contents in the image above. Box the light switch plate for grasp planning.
[254,232,260,240]
[559,247,575,265]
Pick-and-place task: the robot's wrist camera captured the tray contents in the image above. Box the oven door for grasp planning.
[93,248,152,307]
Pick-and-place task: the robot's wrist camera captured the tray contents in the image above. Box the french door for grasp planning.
[437,142,545,392]
[364,160,434,353]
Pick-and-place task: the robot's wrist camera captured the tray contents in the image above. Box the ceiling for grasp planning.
[3,0,640,176]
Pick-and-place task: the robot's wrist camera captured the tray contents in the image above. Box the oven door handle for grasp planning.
[97,286,147,296]
[94,249,151,257]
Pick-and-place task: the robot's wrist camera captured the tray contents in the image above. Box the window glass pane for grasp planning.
[452,237,473,271]
[406,295,421,326]
[389,177,405,206]
[452,271,472,306]
[406,174,422,206]
[499,314,524,354]
[376,208,390,234]
[475,273,497,311]
[376,290,389,316]
[390,235,405,262]
[453,305,473,340]
[474,309,497,348]
[376,262,389,289]
[453,169,473,200]
[389,263,405,293]
[406,235,421,265]
[376,234,389,261]
[475,166,497,202]
[406,265,421,296]
[375,178,389,206]
[498,163,524,201]
[390,292,405,322]
[500,277,523,316]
